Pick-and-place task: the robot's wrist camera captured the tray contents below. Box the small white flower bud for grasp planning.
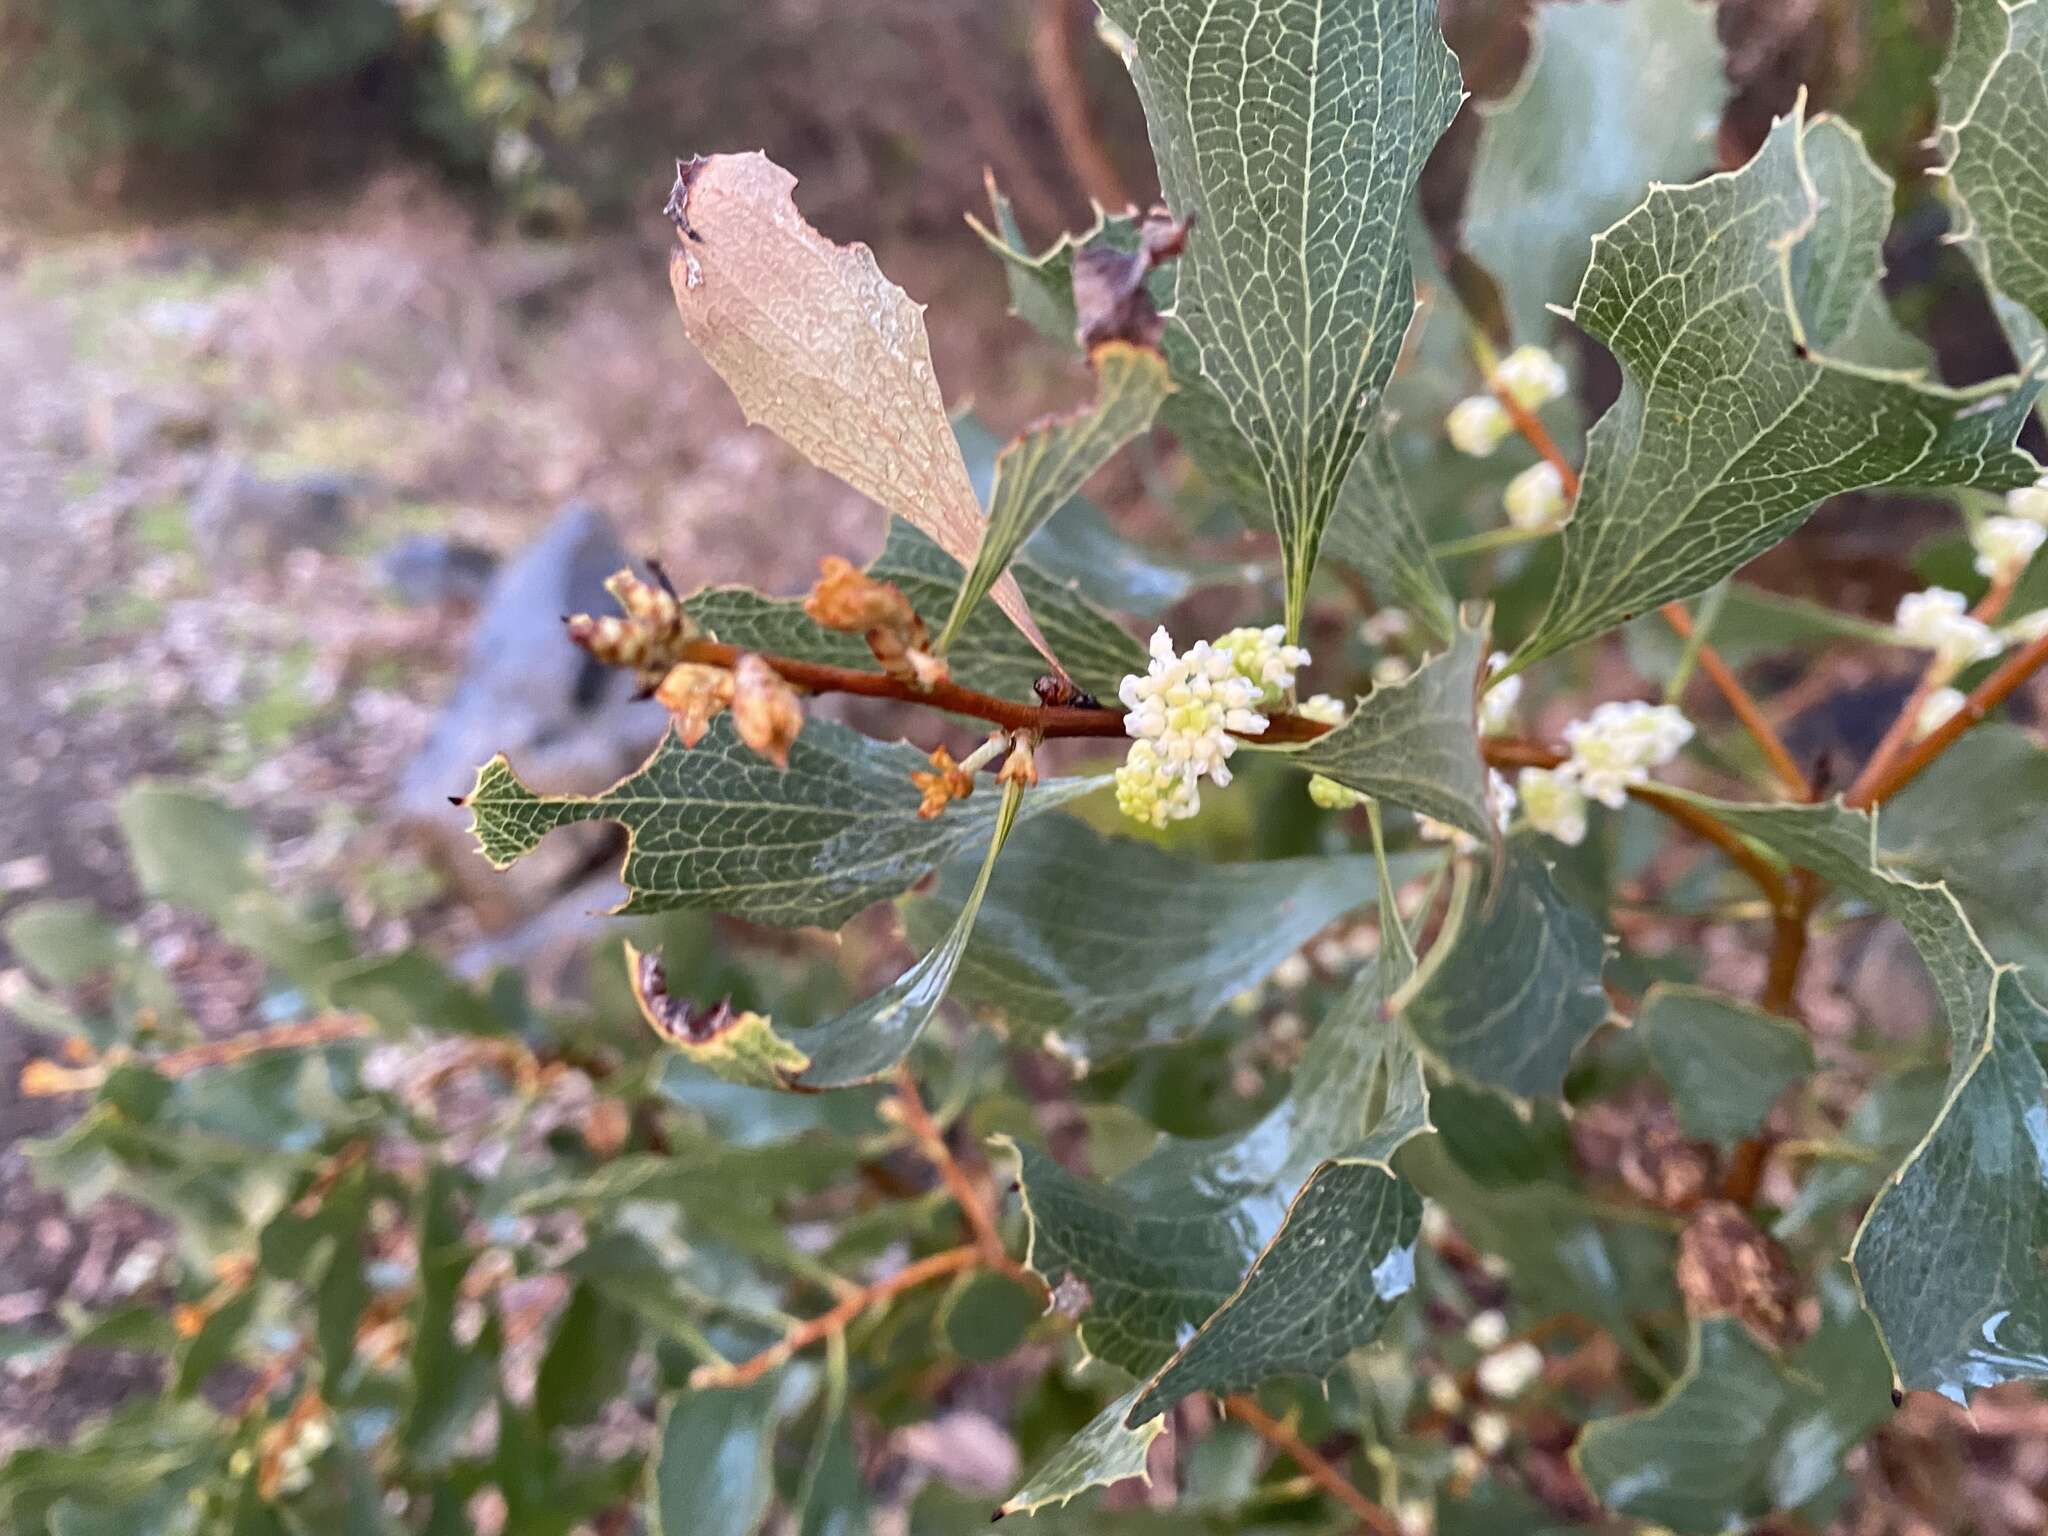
[1477,653,1520,737]
[1916,686,1966,739]
[1397,1498,1434,1536]
[1503,461,1572,534]
[1272,954,1313,991]
[1470,1410,1512,1455]
[1465,1309,1509,1350]
[1308,774,1366,811]
[1973,515,2046,583]
[1476,1341,1545,1400]
[1426,1375,1464,1414]
[1297,693,1348,726]
[1895,588,2002,681]
[1492,344,1568,410]
[1361,608,1414,646]
[2005,476,2048,526]
[1517,765,1588,847]
[1446,395,1513,457]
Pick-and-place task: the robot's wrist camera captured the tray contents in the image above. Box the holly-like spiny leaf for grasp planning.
[665,151,1048,661]
[1512,103,2044,670]
[1096,0,1464,636]
[1461,0,1729,339]
[624,778,1027,1091]
[686,517,1145,704]
[904,814,1429,1063]
[1400,846,1612,1102]
[1937,0,2048,325]
[1677,791,2048,1401]
[1574,1272,1891,1534]
[464,714,1096,928]
[1001,897,1428,1383]
[1251,607,1495,844]
[997,1385,1164,1518]
[938,342,1173,649]
[1640,983,1815,1145]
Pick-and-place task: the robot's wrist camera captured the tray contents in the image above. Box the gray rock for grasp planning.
[396,501,667,917]
[377,533,500,607]
[188,454,366,567]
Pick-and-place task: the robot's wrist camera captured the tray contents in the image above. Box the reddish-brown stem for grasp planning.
[1857,620,2048,807]
[893,1067,1009,1270]
[1659,602,1810,798]
[1224,1394,1402,1536]
[1489,381,1808,800]
[1029,0,1132,210]
[1633,787,1789,908]
[690,1246,982,1389]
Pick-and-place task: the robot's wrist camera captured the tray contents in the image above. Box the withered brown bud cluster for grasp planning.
[566,567,697,691]
[568,565,804,768]
[730,653,804,768]
[911,745,975,819]
[1073,207,1194,352]
[804,556,947,689]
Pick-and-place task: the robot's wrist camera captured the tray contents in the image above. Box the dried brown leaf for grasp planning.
[666,153,1050,664]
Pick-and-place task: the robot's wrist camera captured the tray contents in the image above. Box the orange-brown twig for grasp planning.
[1847,577,2019,809]
[689,1246,983,1389]
[893,1067,1009,1269]
[1029,0,1132,210]
[1857,619,2048,807]
[1224,1394,1403,1536]
[1488,384,1809,800]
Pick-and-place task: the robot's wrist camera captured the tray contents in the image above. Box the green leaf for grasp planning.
[1400,847,1611,1101]
[1640,983,1815,1145]
[1513,105,2044,669]
[905,814,1410,1061]
[465,714,1097,926]
[1462,0,1728,338]
[534,1284,638,1432]
[687,518,1144,702]
[940,343,1173,647]
[1938,0,2048,323]
[1001,943,1424,1380]
[625,779,1028,1090]
[402,1166,493,1467]
[1098,0,1463,634]
[1322,423,1458,647]
[115,782,259,917]
[1253,609,1494,843]
[998,1386,1163,1518]
[1126,833,1427,1422]
[1882,725,2048,977]
[1676,792,2048,1400]
[1575,1274,1891,1534]
[650,1385,777,1536]
[2,900,125,986]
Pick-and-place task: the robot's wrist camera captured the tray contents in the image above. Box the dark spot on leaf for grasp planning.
[634,948,738,1044]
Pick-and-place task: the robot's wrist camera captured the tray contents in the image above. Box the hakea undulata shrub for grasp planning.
[20,5,2048,1535]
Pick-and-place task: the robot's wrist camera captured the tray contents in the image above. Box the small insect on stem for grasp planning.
[663,157,708,242]
[1032,673,1100,710]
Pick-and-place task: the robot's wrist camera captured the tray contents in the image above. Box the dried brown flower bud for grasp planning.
[565,566,697,688]
[998,734,1039,788]
[731,653,804,768]
[1675,1200,1804,1350]
[1073,207,1193,351]
[804,555,949,688]
[911,745,975,819]
[654,662,736,748]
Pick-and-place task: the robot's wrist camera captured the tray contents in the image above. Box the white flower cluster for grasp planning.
[1443,345,1569,459]
[1515,700,1693,847]
[1212,624,1312,708]
[1115,626,1302,827]
[1894,587,2002,681]
[1973,515,2047,583]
